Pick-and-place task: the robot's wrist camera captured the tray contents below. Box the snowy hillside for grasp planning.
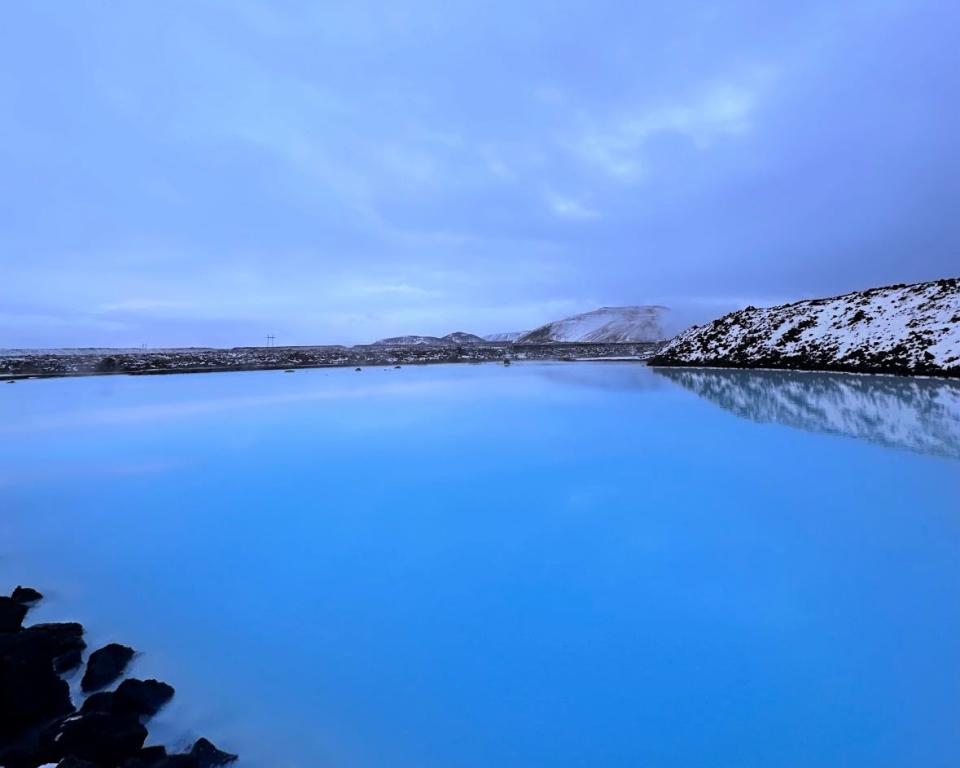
[653,278,960,377]
[443,332,486,344]
[371,335,456,347]
[517,306,668,344]
[484,332,525,342]
[372,331,487,346]
[657,367,960,459]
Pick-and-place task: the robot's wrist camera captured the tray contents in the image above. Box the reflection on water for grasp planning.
[654,366,960,459]
[532,361,667,392]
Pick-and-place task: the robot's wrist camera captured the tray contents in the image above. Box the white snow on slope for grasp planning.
[656,279,960,375]
[371,335,455,346]
[517,306,669,344]
[443,332,486,344]
[484,332,525,342]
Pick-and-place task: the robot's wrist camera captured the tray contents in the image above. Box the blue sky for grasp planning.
[2,0,958,347]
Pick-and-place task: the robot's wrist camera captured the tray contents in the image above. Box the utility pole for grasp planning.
[265,335,275,348]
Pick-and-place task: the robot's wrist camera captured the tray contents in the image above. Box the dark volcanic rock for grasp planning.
[79,690,115,714]
[80,678,175,719]
[652,278,960,377]
[55,712,148,764]
[0,589,236,768]
[1,622,87,674]
[11,586,44,604]
[81,642,135,692]
[113,678,175,717]
[118,744,169,767]
[0,716,67,768]
[116,738,236,768]
[0,623,85,741]
[0,655,73,740]
[189,737,238,767]
[80,678,173,717]
[0,596,28,632]
[57,758,100,768]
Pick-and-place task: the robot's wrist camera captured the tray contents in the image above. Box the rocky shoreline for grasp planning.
[0,587,236,768]
[0,342,663,381]
[651,278,959,378]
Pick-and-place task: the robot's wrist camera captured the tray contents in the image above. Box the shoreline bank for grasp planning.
[0,342,664,381]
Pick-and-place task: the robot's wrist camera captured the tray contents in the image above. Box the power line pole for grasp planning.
[265,334,275,348]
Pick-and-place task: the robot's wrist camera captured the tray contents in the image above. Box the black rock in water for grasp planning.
[116,744,169,767]
[189,737,238,767]
[82,642,136,692]
[115,738,236,768]
[0,623,85,741]
[79,678,175,719]
[57,757,100,768]
[0,585,236,768]
[11,586,43,604]
[0,596,27,632]
[80,678,174,717]
[133,744,169,761]
[1,622,87,674]
[79,691,114,714]
[55,712,148,764]
[0,715,66,767]
[0,655,73,740]
[113,678,175,717]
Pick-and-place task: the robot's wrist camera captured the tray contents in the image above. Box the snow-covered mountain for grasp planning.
[516,306,669,344]
[653,278,960,377]
[371,335,456,347]
[484,332,525,342]
[657,366,960,460]
[371,331,487,346]
[443,332,486,344]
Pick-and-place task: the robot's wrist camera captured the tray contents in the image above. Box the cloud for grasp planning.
[574,74,772,181]
[546,190,600,220]
[99,298,199,314]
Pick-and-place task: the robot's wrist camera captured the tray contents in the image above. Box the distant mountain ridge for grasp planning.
[371,335,455,347]
[374,307,670,347]
[516,306,669,344]
[652,278,960,377]
[444,332,486,344]
[371,331,487,347]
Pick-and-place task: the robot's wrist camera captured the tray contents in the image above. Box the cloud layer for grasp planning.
[2,0,958,346]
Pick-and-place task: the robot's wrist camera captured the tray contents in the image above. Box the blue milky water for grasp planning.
[2,363,959,768]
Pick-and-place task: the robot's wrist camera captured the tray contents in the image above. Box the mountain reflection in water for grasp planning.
[654,366,960,460]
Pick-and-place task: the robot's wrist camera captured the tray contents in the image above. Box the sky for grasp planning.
[2,0,959,348]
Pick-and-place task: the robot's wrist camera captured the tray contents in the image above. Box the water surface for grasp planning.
[2,363,959,768]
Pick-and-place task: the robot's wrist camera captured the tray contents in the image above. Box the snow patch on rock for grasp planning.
[517,306,669,344]
[654,278,960,377]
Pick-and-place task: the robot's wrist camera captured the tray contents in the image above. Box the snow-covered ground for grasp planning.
[658,366,960,459]
[654,279,959,376]
[517,306,668,344]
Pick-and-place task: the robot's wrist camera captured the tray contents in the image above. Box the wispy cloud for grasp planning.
[574,73,773,181]
[546,190,600,220]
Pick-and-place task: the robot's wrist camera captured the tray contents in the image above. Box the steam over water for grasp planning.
[3,363,959,768]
